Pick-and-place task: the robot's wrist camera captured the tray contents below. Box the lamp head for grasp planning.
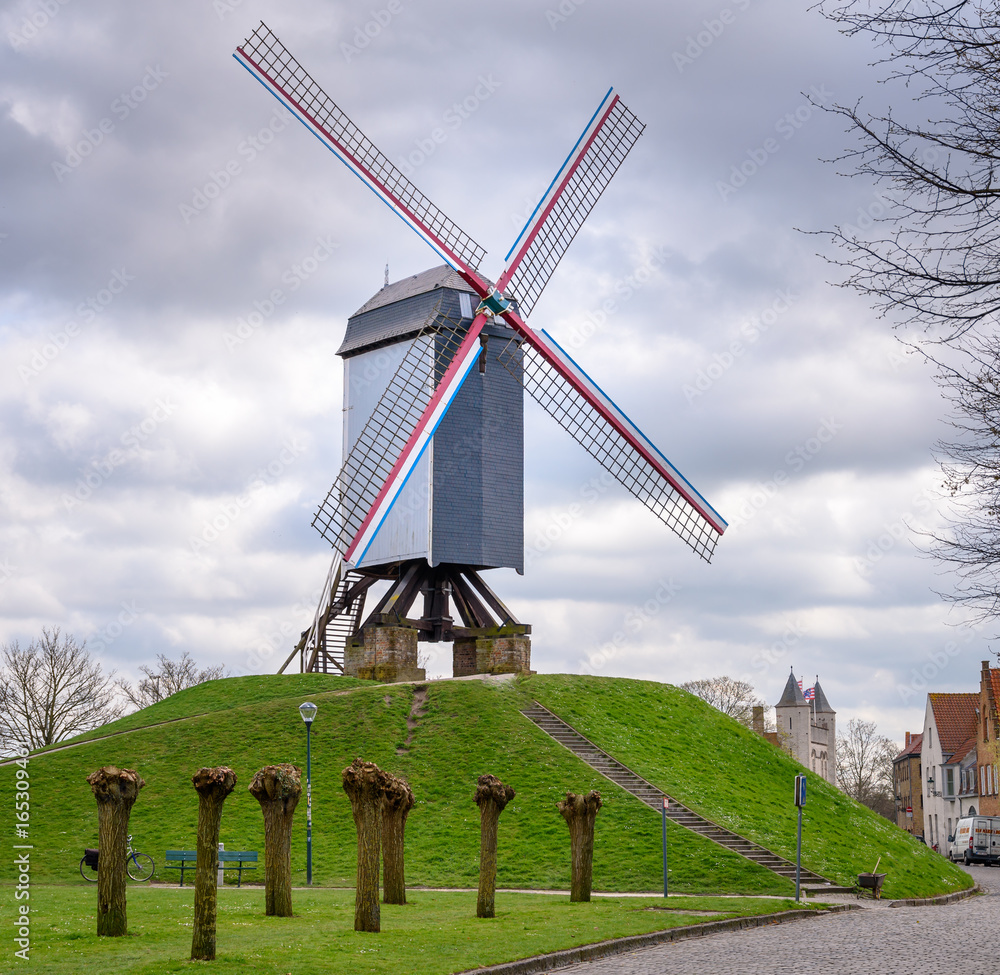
[299,701,318,725]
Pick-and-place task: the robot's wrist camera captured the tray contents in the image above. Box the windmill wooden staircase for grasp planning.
[521,701,845,892]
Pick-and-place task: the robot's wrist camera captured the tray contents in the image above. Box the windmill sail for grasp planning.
[312,303,475,566]
[497,328,726,561]
[236,25,724,568]
[235,23,486,275]
[497,89,645,319]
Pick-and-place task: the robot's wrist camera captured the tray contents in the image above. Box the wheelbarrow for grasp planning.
[856,855,887,899]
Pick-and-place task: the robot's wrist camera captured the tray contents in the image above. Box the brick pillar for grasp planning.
[452,626,532,677]
[344,624,424,683]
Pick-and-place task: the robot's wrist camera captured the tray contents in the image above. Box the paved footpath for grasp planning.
[554,866,997,975]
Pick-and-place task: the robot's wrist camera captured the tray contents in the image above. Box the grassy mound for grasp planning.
[1,674,968,899]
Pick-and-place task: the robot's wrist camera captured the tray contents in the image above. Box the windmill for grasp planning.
[234,23,727,679]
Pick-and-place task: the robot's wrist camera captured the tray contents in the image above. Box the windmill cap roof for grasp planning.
[776,669,806,707]
[349,265,485,318]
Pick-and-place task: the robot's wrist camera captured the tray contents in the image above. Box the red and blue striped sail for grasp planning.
[236,23,726,565]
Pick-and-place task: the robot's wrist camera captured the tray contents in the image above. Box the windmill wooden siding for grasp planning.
[339,266,524,573]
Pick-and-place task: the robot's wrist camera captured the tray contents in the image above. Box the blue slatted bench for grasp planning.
[164,850,197,885]
[217,850,258,887]
[164,850,258,886]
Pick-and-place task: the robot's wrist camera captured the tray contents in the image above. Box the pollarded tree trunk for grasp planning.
[249,764,301,917]
[191,766,238,961]
[342,758,390,932]
[474,774,515,919]
[86,766,145,937]
[557,790,602,902]
[382,774,414,905]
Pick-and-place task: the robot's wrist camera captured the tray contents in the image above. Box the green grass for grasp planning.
[10,886,825,974]
[0,673,969,900]
[37,674,367,749]
[523,675,971,899]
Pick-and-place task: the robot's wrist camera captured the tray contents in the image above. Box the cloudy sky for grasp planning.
[0,0,981,741]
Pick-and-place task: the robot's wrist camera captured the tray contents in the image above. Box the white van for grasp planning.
[949,816,1000,865]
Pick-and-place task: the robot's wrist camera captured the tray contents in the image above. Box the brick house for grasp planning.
[892,732,923,839]
[978,660,1000,817]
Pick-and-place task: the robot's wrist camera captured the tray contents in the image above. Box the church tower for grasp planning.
[775,667,810,766]
[774,667,838,787]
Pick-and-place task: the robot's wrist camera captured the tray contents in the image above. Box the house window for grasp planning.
[946,768,955,797]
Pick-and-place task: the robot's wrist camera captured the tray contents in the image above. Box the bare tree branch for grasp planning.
[116,651,225,712]
[681,675,769,728]
[0,628,123,751]
[838,716,899,819]
[815,1,1000,344]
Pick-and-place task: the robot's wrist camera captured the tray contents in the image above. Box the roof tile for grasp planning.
[928,692,979,757]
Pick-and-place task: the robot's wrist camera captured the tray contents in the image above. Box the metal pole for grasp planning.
[661,797,668,898]
[306,722,313,885]
[795,804,802,902]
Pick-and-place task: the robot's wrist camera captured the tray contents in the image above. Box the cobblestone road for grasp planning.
[555,866,997,974]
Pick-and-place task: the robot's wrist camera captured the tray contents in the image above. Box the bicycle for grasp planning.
[79,835,155,882]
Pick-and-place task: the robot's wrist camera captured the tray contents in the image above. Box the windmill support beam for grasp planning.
[296,558,532,680]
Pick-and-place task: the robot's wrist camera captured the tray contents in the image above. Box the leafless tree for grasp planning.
[817,1,1000,346]
[474,773,515,919]
[191,766,237,961]
[838,717,899,819]
[816,3,1000,628]
[919,337,1000,627]
[87,766,145,937]
[343,759,390,932]
[249,764,302,918]
[680,676,768,728]
[0,628,122,751]
[117,651,225,711]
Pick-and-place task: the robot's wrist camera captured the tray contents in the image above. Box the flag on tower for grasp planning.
[804,686,815,702]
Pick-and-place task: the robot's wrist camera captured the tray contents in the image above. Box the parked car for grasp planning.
[948,816,1000,865]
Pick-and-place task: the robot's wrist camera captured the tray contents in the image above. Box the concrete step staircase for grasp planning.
[521,701,844,891]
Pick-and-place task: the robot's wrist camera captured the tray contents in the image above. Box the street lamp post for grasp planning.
[298,701,318,885]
